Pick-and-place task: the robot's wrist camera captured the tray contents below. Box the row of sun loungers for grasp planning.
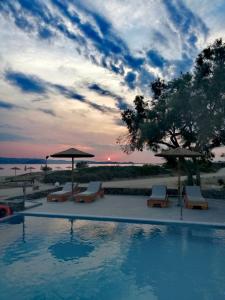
[148,185,208,209]
[47,181,104,203]
[47,182,208,209]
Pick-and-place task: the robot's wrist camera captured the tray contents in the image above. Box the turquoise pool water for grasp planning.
[0,215,225,300]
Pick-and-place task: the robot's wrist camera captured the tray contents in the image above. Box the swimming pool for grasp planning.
[0,215,225,300]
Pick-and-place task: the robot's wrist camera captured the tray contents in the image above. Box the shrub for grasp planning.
[218,178,225,186]
[41,165,52,172]
[76,161,89,169]
[42,165,170,184]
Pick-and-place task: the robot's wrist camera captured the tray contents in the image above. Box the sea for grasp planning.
[0,163,141,177]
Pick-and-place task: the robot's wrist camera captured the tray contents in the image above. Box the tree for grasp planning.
[118,39,225,161]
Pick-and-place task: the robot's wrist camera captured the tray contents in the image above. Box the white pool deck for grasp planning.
[20,195,225,227]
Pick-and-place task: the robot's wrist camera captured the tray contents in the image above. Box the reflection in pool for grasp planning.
[0,216,225,300]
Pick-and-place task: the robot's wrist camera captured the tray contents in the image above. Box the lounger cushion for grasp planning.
[86,181,102,193]
[185,186,205,202]
[50,182,77,196]
[62,182,73,192]
[149,185,167,200]
[75,181,102,197]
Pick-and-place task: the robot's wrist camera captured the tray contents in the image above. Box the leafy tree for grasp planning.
[119,39,225,161]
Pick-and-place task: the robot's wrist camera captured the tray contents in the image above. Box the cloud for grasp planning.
[0,0,212,100]
[5,70,47,94]
[52,83,118,113]
[0,0,224,162]
[88,83,112,96]
[0,132,32,141]
[0,123,21,130]
[52,84,85,101]
[0,0,150,90]
[163,0,208,35]
[152,30,169,47]
[38,28,54,39]
[113,118,125,127]
[4,69,120,114]
[85,101,117,114]
[162,0,208,56]
[0,100,18,110]
[88,83,130,110]
[38,108,57,117]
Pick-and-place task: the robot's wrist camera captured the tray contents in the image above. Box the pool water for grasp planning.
[0,216,225,300]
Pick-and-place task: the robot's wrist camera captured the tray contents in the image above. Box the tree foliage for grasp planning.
[119,39,225,160]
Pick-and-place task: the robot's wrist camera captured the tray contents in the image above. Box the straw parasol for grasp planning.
[0,167,4,170]
[51,148,94,192]
[155,148,203,220]
[27,166,36,173]
[11,166,21,176]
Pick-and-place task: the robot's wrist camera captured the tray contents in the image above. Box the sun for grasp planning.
[107,157,111,161]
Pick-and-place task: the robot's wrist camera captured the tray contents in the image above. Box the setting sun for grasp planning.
[107,157,111,161]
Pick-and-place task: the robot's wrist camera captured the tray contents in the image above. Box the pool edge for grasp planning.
[17,211,225,229]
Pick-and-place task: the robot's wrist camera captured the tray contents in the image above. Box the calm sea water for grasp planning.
[0,216,225,300]
[0,163,140,177]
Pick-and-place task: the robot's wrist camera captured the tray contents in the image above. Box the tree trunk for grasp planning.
[194,158,201,186]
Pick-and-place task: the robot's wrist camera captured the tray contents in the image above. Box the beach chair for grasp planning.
[75,181,104,203]
[184,186,208,209]
[147,185,168,208]
[32,179,40,191]
[47,182,79,202]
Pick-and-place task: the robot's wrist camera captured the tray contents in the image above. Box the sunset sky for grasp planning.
[0,0,225,162]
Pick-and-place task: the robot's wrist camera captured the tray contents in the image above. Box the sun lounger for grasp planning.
[32,179,40,191]
[147,185,168,208]
[184,186,208,209]
[75,181,104,203]
[47,182,79,202]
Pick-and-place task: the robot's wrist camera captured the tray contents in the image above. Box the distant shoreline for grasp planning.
[0,161,141,165]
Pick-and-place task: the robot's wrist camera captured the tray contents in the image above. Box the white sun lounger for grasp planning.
[147,185,168,208]
[47,182,79,202]
[184,186,208,209]
[75,181,104,203]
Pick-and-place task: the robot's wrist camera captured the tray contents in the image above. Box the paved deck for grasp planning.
[21,195,225,226]
[0,183,53,200]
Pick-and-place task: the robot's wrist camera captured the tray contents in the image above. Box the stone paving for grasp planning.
[22,195,225,226]
[0,183,54,200]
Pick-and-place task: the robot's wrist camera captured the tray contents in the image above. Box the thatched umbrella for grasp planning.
[27,166,36,173]
[51,148,94,192]
[11,166,21,176]
[0,167,4,170]
[155,148,203,220]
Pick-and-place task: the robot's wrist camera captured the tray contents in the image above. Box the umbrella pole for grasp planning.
[70,219,74,242]
[22,218,26,243]
[72,157,74,194]
[178,158,183,220]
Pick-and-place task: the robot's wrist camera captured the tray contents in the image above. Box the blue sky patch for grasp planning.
[5,71,47,94]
